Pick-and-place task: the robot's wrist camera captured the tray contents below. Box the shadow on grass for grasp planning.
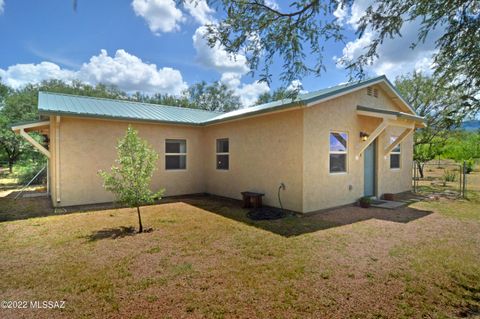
[85,226,137,241]
[178,195,434,237]
[1,191,434,237]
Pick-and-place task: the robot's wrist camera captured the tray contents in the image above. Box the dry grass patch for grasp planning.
[0,194,479,318]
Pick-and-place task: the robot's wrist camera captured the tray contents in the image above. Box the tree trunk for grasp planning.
[8,160,13,173]
[417,162,424,179]
[136,206,143,233]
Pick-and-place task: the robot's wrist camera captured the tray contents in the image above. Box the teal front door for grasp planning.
[364,140,376,197]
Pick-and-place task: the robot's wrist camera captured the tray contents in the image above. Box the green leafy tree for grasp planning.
[351,0,479,93]
[395,72,477,177]
[131,92,191,108]
[186,81,241,112]
[442,131,480,173]
[98,126,164,233]
[255,87,297,105]
[0,116,24,172]
[134,82,242,112]
[202,0,479,101]
[0,80,127,170]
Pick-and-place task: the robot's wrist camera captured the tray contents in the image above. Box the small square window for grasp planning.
[165,139,187,170]
[390,154,400,169]
[216,139,229,153]
[330,153,347,173]
[216,155,229,170]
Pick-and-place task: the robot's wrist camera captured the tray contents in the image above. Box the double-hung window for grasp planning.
[216,138,229,170]
[329,132,348,173]
[165,139,186,170]
[390,136,401,169]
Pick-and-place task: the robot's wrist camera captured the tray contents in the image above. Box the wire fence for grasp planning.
[413,160,467,198]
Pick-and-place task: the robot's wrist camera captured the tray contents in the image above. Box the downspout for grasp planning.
[55,116,61,203]
[46,159,49,195]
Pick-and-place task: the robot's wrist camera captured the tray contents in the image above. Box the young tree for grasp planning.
[98,126,164,233]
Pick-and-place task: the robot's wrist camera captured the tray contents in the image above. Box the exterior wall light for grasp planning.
[360,131,369,141]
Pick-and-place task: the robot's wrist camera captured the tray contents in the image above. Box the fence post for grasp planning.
[413,161,417,193]
[458,164,463,197]
[462,161,467,198]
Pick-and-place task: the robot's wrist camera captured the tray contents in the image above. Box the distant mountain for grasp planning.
[461,120,480,131]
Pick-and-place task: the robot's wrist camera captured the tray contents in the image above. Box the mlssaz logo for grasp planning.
[30,301,66,309]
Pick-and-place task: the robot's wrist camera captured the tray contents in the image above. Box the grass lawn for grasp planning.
[0,180,479,318]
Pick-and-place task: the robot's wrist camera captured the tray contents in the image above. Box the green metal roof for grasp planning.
[38,92,221,125]
[38,75,419,125]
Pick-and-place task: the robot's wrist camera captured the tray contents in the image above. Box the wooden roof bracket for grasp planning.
[384,127,414,156]
[18,128,51,159]
[356,118,389,157]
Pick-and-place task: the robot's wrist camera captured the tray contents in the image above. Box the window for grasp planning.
[165,139,186,170]
[389,136,401,169]
[329,132,348,173]
[216,138,229,170]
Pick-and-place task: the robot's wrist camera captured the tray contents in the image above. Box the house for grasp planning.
[12,75,424,213]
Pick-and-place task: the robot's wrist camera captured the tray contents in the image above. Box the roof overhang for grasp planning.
[305,76,417,115]
[357,105,425,128]
[11,120,51,158]
[11,120,51,133]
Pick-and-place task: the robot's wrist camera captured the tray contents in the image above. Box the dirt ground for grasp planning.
[0,186,479,318]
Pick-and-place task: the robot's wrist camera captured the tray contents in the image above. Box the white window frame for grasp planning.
[216,138,229,170]
[389,136,401,170]
[329,131,348,174]
[165,139,187,170]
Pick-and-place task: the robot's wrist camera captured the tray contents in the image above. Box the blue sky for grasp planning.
[0,0,438,106]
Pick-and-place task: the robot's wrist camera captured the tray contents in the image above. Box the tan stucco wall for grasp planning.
[203,110,304,212]
[48,84,414,212]
[377,126,414,195]
[302,86,413,213]
[53,117,206,207]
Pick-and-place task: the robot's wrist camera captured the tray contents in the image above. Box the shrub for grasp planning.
[359,196,372,208]
[14,161,47,185]
[464,159,475,174]
[443,169,457,183]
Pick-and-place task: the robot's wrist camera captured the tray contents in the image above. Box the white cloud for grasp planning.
[0,49,187,95]
[193,26,270,106]
[265,0,279,10]
[193,26,250,75]
[0,62,76,88]
[132,0,184,34]
[287,80,305,92]
[183,0,215,25]
[0,0,5,14]
[333,1,348,24]
[220,72,269,107]
[78,49,187,94]
[335,0,441,79]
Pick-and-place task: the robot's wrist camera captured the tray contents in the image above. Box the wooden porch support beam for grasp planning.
[356,119,388,157]
[387,119,415,129]
[384,128,413,155]
[19,129,51,158]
